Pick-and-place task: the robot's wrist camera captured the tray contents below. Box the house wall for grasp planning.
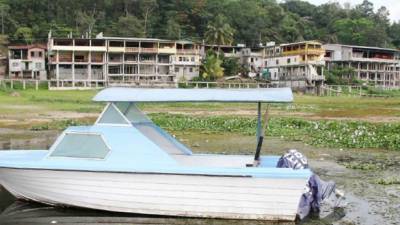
[264,41,325,88]
[323,44,400,88]
[48,38,203,86]
[8,47,47,80]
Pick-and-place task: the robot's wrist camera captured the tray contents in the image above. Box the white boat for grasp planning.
[0,88,312,221]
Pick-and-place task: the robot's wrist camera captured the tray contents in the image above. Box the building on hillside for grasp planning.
[202,44,245,59]
[263,41,325,88]
[47,35,202,88]
[240,47,265,78]
[8,44,47,80]
[174,41,201,81]
[323,44,400,88]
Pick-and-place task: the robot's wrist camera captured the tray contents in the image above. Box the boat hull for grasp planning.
[0,168,306,221]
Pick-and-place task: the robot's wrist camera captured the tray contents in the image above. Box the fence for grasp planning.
[1,79,399,98]
[0,79,273,91]
[321,85,399,98]
[0,79,47,90]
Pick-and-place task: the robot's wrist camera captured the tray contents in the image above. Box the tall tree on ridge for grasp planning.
[0,0,9,34]
[76,5,104,38]
[205,14,235,55]
[139,0,157,37]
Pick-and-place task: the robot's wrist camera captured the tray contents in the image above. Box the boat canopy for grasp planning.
[93,88,293,103]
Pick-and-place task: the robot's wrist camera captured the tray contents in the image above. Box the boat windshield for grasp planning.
[96,103,131,126]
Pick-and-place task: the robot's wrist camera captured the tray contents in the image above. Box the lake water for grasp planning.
[0,128,399,225]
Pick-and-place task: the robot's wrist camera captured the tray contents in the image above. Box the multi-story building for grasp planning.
[47,35,202,88]
[8,44,47,80]
[175,41,201,81]
[263,41,325,88]
[48,38,107,87]
[240,47,265,78]
[324,44,400,88]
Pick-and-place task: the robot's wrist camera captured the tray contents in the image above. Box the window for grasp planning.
[251,58,254,63]
[108,65,121,74]
[12,62,19,67]
[189,67,193,73]
[276,59,279,65]
[175,67,179,72]
[35,63,42,69]
[96,103,130,125]
[179,57,183,62]
[30,52,34,57]
[115,103,152,123]
[191,57,195,62]
[49,132,110,159]
[287,58,291,64]
[39,52,43,57]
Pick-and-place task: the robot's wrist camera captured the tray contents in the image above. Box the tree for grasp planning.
[165,18,181,40]
[325,66,358,85]
[205,14,235,55]
[139,0,158,37]
[0,1,9,34]
[109,15,144,37]
[76,7,104,38]
[14,27,33,44]
[221,56,240,76]
[389,22,400,48]
[201,51,224,80]
[0,34,8,55]
[355,0,374,18]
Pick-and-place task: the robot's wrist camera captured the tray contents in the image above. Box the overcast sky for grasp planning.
[294,0,400,22]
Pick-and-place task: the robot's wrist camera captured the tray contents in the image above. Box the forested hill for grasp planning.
[0,0,399,49]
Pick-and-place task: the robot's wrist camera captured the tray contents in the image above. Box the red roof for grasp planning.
[8,44,47,50]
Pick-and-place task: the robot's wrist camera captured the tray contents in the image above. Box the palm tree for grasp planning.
[201,51,224,80]
[205,14,235,56]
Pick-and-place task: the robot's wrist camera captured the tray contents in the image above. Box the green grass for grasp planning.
[0,89,102,116]
[1,88,400,120]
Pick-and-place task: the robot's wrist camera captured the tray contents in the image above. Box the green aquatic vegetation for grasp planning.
[30,119,91,131]
[341,162,380,170]
[26,112,400,151]
[149,113,400,151]
[375,178,400,185]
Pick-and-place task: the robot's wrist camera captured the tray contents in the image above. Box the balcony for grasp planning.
[158,48,176,54]
[177,49,199,55]
[108,47,125,52]
[59,55,73,63]
[282,48,325,56]
[125,47,140,53]
[91,56,104,63]
[141,48,158,53]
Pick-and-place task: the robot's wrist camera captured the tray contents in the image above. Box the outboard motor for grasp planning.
[276,149,343,220]
[276,149,309,169]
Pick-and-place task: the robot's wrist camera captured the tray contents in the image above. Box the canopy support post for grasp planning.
[256,102,262,141]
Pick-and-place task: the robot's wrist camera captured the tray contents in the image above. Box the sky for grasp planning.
[300,0,400,22]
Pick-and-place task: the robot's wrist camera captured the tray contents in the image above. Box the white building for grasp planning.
[47,35,202,88]
[174,41,201,81]
[264,41,325,88]
[324,44,400,88]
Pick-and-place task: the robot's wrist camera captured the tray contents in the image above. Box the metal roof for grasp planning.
[323,43,399,53]
[93,88,293,103]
